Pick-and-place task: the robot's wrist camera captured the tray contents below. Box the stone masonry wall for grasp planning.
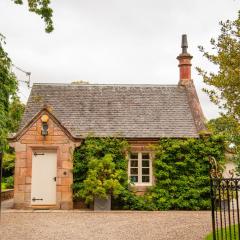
[12,114,79,210]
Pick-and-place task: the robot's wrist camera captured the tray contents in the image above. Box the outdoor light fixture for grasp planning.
[41,114,49,136]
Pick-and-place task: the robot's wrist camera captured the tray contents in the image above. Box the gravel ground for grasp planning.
[0,210,211,240]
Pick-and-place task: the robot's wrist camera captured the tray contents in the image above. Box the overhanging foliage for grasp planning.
[197,11,240,120]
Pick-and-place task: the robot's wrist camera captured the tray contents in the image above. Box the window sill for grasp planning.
[130,183,152,187]
[129,184,152,194]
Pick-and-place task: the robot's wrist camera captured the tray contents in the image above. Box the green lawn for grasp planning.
[205,224,239,239]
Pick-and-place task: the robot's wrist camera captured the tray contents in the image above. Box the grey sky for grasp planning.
[1,0,239,120]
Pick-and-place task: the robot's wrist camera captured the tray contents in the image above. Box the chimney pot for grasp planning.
[181,34,188,53]
[177,34,192,85]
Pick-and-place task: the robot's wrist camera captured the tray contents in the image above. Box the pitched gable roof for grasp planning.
[17,83,201,139]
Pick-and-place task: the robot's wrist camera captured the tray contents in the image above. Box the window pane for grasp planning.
[142,153,149,159]
[142,168,149,175]
[142,160,149,167]
[131,176,138,183]
[142,176,150,183]
[130,153,138,159]
[131,160,138,167]
[130,168,138,174]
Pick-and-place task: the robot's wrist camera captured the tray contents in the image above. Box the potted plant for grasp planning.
[79,154,124,211]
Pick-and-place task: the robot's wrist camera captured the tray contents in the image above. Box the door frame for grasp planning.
[28,145,60,208]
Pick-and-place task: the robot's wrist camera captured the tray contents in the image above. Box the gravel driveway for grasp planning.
[1,209,211,240]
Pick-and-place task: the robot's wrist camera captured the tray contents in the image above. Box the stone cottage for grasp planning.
[9,35,207,209]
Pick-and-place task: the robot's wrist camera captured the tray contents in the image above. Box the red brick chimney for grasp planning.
[176,34,208,134]
[177,34,192,85]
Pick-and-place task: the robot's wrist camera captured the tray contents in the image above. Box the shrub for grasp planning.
[2,151,15,177]
[72,136,129,203]
[77,154,125,203]
[2,176,14,189]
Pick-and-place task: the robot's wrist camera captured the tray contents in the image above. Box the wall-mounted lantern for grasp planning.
[41,114,49,136]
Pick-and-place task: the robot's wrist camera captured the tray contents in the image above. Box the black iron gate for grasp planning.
[210,157,240,240]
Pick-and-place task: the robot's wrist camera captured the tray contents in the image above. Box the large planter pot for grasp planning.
[94,195,111,211]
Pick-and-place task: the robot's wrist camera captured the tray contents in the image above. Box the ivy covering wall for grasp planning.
[151,136,225,210]
[73,135,225,210]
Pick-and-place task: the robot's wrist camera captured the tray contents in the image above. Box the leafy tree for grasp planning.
[13,0,54,33]
[2,98,25,186]
[1,1,53,189]
[0,89,25,188]
[8,97,25,133]
[0,1,53,151]
[0,34,18,152]
[208,115,240,150]
[197,11,240,120]
[208,115,240,174]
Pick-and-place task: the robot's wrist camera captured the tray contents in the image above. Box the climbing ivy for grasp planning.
[151,135,225,210]
[73,135,225,210]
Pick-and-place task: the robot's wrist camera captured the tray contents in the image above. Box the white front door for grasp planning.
[31,150,57,205]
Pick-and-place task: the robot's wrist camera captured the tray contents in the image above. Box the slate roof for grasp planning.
[19,83,199,138]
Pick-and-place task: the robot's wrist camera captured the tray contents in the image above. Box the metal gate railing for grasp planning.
[210,157,240,240]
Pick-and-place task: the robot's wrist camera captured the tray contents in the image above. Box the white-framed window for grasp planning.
[128,152,152,186]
